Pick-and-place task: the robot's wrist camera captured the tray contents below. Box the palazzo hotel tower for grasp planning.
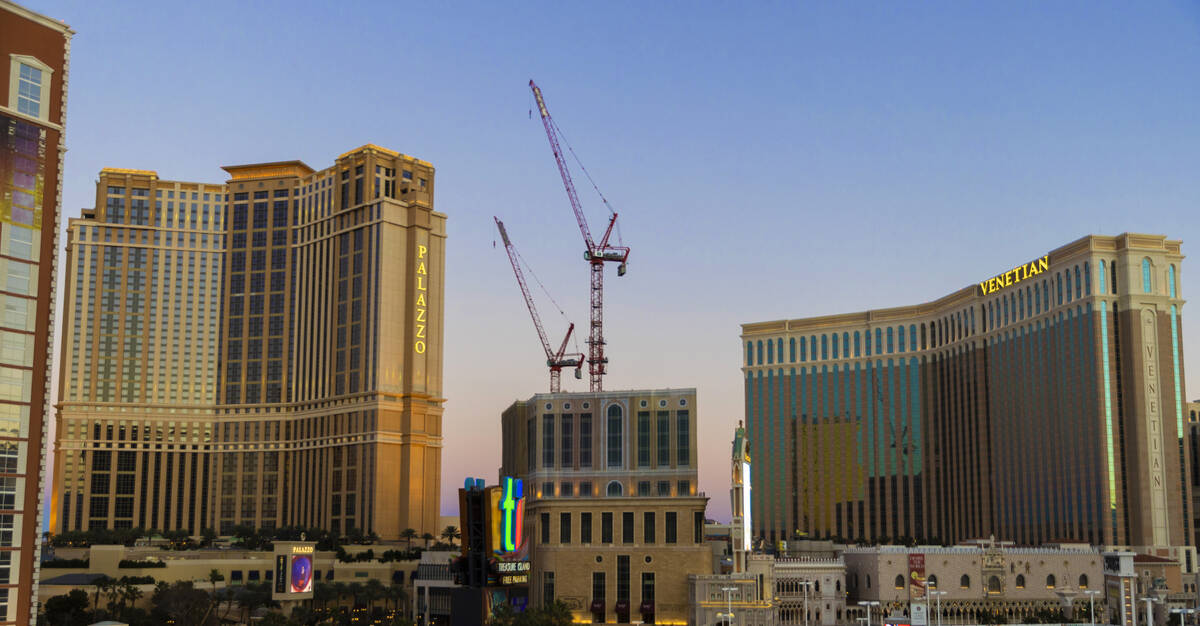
[743,234,1191,557]
[52,144,446,540]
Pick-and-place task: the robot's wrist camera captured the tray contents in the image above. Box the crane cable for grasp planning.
[548,118,626,247]
[511,245,582,354]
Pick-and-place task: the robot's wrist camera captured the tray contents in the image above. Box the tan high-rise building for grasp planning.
[743,233,1191,557]
[0,1,71,623]
[53,144,446,541]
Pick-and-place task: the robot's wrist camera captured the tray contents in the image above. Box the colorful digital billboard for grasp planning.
[290,555,313,593]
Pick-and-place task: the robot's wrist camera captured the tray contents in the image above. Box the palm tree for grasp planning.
[201,568,224,624]
[420,532,434,548]
[92,575,114,617]
[400,528,417,549]
[440,525,460,545]
[117,580,143,618]
[332,581,349,616]
[365,579,385,616]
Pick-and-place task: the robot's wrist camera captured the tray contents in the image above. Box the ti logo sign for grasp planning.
[500,477,524,553]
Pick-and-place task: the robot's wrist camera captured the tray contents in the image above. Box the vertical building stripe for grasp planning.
[1099,305,1118,538]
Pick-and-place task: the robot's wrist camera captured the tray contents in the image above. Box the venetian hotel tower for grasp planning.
[743,234,1190,561]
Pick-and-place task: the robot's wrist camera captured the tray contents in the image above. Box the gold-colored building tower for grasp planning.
[53,144,446,540]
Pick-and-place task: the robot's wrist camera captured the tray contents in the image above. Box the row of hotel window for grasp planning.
[538,510,705,545]
[540,480,691,498]
[531,407,691,469]
[747,258,1179,366]
[868,572,1088,591]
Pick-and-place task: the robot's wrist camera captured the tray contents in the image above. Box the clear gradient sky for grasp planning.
[29,0,1200,523]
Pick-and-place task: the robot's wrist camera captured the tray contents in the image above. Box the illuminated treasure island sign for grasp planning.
[272,542,317,601]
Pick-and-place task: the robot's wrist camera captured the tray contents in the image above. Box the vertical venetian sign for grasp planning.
[414,243,428,354]
[1142,309,1168,544]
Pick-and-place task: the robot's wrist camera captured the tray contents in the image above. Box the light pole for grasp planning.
[720,585,738,626]
[1085,590,1101,626]
[800,580,813,626]
[929,590,947,626]
[1141,595,1162,626]
[859,600,881,626]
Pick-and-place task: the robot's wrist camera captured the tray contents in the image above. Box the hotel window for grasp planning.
[960,575,970,589]
[1111,261,1118,294]
[1015,574,1025,588]
[756,340,763,365]
[642,573,655,608]
[601,512,613,543]
[746,341,752,365]
[811,336,818,360]
[580,414,592,468]
[820,335,827,360]
[623,511,634,543]
[843,332,850,357]
[886,327,894,354]
[909,325,916,350]
[1045,574,1056,589]
[1079,574,1088,589]
[831,335,837,359]
[1065,270,1073,302]
[607,481,623,496]
[1084,262,1091,295]
[581,512,592,543]
[542,414,554,468]
[766,340,773,363]
[854,331,861,357]
[637,481,650,496]
[11,57,52,121]
[677,410,690,466]
[800,337,807,361]
[874,328,882,354]
[656,411,670,466]
[607,405,623,467]
[1056,273,1063,305]
[897,326,904,352]
[657,481,670,496]
[617,555,631,608]
[644,511,655,543]
[592,572,606,619]
[540,513,550,544]
[560,512,572,544]
[1018,291,1024,320]
[665,511,678,543]
[1169,265,1177,298]
[1074,266,1081,299]
[561,415,573,467]
[790,338,796,362]
[777,338,783,363]
[543,571,555,604]
[1142,258,1153,293]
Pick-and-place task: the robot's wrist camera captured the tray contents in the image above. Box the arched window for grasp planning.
[1143,258,1153,293]
[800,337,807,362]
[832,334,838,359]
[1079,574,1088,589]
[1015,574,1025,589]
[1065,270,1072,302]
[815,580,820,592]
[1111,261,1118,294]
[1057,273,1063,305]
[898,326,905,352]
[886,327,894,354]
[928,574,938,589]
[756,340,763,365]
[875,328,882,354]
[810,336,817,361]
[895,575,905,589]
[606,480,623,496]
[1169,265,1177,298]
[1046,574,1056,589]
[1034,283,1041,315]
[843,332,850,359]
[777,338,783,364]
[988,576,1001,594]
[821,335,828,360]
[746,342,753,366]
[920,324,927,349]
[1084,262,1091,295]
[866,575,871,589]
[1018,290,1024,321]
[1075,265,1082,299]
[854,331,861,357]
[607,404,623,467]
[790,338,796,362]
[1003,297,1009,325]
[836,580,841,592]
[909,325,917,350]
[960,575,970,589]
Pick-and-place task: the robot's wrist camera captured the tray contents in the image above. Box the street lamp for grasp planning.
[1140,595,1164,626]
[799,580,814,626]
[929,590,948,626]
[1084,590,1101,626]
[720,585,738,626]
[859,600,881,626]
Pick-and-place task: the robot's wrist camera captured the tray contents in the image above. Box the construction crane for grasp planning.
[495,217,584,393]
[529,79,630,392]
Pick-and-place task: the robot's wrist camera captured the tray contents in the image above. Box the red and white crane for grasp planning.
[495,216,584,393]
[529,79,630,392]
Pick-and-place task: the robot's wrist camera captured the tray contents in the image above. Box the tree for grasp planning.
[92,575,114,617]
[43,589,90,626]
[201,568,224,624]
[150,581,217,626]
[365,578,385,616]
[421,532,435,548]
[199,527,217,548]
[401,528,418,549]
[441,525,461,545]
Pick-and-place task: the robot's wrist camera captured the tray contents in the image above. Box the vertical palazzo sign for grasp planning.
[1142,309,1169,544]
[414,243,428,354]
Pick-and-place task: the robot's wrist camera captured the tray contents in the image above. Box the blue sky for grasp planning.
[30,0,1200,521]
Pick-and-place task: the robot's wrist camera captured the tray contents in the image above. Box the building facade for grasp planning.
[844,543,1107,625]
[500,389,711,624]
[743,234,1191,552]
[0,1,71,623]
[52,144,446,540]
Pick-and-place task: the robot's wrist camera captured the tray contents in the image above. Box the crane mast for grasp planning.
[529,79,630,392]
[495,217,583,393]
